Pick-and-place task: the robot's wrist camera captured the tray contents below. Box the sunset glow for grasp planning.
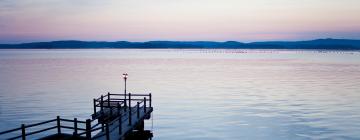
[1,0,360,43]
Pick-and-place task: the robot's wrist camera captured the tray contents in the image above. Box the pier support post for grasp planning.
[135,121,144,131]
[73,118,78,136]
[106,123,110,140]
[140,120,144,131]
[86,119,91,139]
[56,116,61,134]
[21,124,25,140]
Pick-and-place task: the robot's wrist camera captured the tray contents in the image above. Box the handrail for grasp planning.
[60,118,86,123]
[95,92,151,102]
[95,98,149,102]
[98,100,127,103]
[0,116,89,140]
[25,119,57,128]
[0,119,57,134]
[108,93,151,98]
[0,127,22,135]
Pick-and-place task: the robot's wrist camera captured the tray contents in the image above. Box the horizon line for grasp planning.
[2,38,360,45]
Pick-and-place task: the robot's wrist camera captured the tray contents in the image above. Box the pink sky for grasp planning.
[1,0,360,43]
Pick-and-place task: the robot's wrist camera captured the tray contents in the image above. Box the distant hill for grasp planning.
[1,39,360,50]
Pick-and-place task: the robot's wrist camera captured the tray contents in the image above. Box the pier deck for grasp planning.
[0,93,153,140]
[93,106,153,140]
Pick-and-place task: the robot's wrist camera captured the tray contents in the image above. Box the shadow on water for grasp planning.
[125,130,153,140]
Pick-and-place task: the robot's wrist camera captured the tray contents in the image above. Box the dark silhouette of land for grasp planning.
[1,38,360,50]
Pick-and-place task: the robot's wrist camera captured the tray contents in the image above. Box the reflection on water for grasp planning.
[0,49,360,140]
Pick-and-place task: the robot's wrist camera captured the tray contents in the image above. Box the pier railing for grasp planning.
[90,92,152,139]
[0,116,87,140]
[0,93,152,140]
[93,93,152,113]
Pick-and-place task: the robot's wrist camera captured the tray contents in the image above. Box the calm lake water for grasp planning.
[0,49,360,140]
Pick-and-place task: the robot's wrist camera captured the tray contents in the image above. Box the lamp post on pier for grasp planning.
[123,73,128,105]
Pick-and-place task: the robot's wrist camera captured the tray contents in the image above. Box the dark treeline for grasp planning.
[1,39,360,50]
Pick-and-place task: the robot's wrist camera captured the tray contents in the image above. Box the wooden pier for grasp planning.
[0,93,153,140]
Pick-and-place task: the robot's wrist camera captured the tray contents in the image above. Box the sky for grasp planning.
[0,0,360,43]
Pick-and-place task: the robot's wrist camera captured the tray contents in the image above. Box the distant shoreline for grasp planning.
[1,38,360,50]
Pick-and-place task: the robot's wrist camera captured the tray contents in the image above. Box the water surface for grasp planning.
[0,49,360,140]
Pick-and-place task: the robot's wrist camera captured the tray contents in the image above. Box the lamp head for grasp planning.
[122,73,128,80]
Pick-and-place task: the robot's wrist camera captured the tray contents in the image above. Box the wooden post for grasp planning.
[105,123,110,140]
[101,123,104,132]
[93,98,96,115]
[144,97,147,113]
[124,93,127,109]
[128,93,131,125]
[100,95,104,132]
[21,124,25,140]
[100,95,104,112]
[85,119,91,139]
[137,121,144,131]
[124,99,127,111]
[118,103,122,134]
[137,102,140,118]
[74,118,78,136]
[108,92,112,116]
[110,107,113,117]
[56,116,61,134]
[107,92,111,107]
[129,108,132,126]
[128,93,131,109]
[149,93,152,107]
[117,103,121,116]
